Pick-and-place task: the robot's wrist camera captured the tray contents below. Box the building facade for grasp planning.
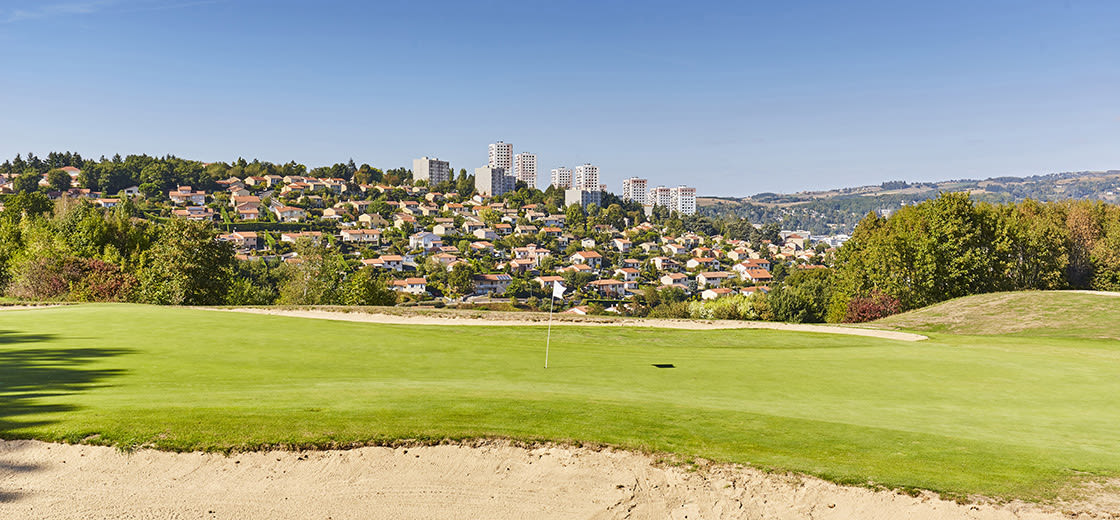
[514,152,537,186]
[647,186,672,208]
[488,141,513,173]
[670,186,697,215]
[412,157,451,185]
[622,177,648,205]
[550,167,572,189]
[565,188,601,208]
[475,166,516,197]
[573,163,599,191]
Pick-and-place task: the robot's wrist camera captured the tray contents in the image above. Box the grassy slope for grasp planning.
[872,291,1120,340]
[2,302,1120,500]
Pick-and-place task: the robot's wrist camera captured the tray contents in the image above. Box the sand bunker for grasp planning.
[0,440,1093,519]
[208,307,928,342]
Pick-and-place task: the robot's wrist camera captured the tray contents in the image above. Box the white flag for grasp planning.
[552,281,566,299]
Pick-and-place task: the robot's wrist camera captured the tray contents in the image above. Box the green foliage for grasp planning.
[12,171,42,193]
[828,194,1120,321]
[137,219,235,305]
[277,241,348,305]
[767,268,832,323]
[447,262,477,297]
[341,267,397,306]
[46,169,72,192]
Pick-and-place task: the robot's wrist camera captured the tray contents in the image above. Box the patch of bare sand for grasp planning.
[203,307,928,342]
[0,440,1104,520]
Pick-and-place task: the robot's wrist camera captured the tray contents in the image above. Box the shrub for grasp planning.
[843,290,902,323]
[10,257,136,302]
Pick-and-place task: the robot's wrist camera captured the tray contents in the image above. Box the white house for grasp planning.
[569,251,602,269]
[272,205,306,222]
[391,277,428,295]
[362,255,404,271]
[696,271,734,289]
[409,232,442,251]
[340,229,381,245]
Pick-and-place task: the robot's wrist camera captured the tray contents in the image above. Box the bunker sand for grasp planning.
[0,440,1088,520]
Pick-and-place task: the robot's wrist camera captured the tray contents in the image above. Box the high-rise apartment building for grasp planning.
[647,186,672,208]
[474,166,516,197]
[514,153,537,186]
[669,186,697,215]
[621,177,648,205]
[412,157,451,185]
[565,188,602,208]
[550,167,572,189]
[488,141,513,173]
[573,163,599,191]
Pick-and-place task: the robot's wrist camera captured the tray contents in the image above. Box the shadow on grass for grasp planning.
[0,330,132,503]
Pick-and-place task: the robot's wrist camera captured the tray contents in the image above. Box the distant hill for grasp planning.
[699,170,1120,234]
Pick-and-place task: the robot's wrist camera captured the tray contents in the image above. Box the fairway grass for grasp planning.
[2,302,1119,501]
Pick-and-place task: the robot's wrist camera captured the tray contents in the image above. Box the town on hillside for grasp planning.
[0,146,833,313]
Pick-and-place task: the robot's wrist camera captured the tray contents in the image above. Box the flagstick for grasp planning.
[545,294,554,368]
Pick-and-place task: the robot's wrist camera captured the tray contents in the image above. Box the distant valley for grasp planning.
[699,170,1120,234]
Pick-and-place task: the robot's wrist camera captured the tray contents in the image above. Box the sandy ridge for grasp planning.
[0,440,1097,520]
[203,307,929,341]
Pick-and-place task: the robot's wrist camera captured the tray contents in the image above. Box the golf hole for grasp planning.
[652,364,675,369]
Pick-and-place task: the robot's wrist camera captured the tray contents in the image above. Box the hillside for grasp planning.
[870,291,1120,340]
[700,170,1120,234]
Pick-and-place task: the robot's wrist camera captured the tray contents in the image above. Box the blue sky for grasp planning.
[0,0,1117,196]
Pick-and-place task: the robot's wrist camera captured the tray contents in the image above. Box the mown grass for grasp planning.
[1,300,1119,501]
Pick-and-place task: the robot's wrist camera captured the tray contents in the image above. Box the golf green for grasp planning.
[2,302,1118,500]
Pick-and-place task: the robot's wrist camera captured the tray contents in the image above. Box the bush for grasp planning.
[10,257,136,302]
[842,290,902,323]
[647,301,691,319]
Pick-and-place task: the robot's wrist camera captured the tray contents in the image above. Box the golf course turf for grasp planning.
[1,297,1118,501]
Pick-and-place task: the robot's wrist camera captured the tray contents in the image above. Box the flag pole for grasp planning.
[545,293,554,368]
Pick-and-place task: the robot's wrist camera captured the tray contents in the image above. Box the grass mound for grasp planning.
[2,302,1120,501]
[871,290,1120,340]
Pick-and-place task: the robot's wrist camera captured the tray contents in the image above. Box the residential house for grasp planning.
[664,243,688,256]
[612,238,632,253]
[391,277,428,295]
[651,257,680,272]
[171,206,215,221]
[686,257,721,271]
[472,273,512,295]
[363,255,404,271]
[741,268,773,284]
[340,229,381,245]
[358,213,389,228]
[589,278,627,297]
[235,203,260,220]
[168,186,206,205]
[533,275,564,289]
[272,205,306,222]
[696,271,734,289]
[570,251,602,269]
[473,228,498,240]
[409,232,443,251]
[614,267,640,282]
[219,231,259,250]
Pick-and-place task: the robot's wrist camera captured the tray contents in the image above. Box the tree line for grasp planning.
[827,192,1120,321]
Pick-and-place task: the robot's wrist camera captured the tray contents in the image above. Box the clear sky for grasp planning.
[1,0,1117,196]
